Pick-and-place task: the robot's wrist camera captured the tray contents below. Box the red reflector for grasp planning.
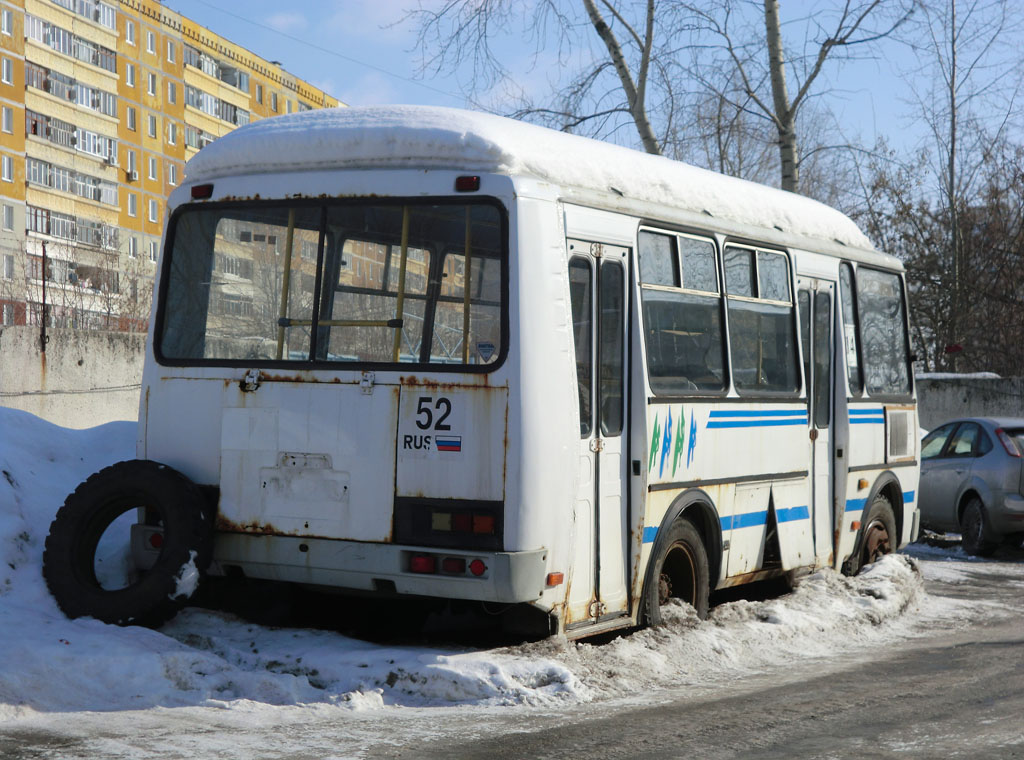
[442,557,466,574]
[452,513,472,532]
[410,555,436,573]
[191,183,214,199]
[148,532,163,549]
[472,514,495,534]
[454,175,480,192]
[546,572,564,587]
[468,559,486,577]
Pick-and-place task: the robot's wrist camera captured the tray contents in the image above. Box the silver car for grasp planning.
[919,417,1024,555]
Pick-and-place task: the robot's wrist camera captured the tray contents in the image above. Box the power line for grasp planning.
[170,1,481,109]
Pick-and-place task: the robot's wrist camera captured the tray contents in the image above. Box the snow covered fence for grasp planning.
[0,326,143,429]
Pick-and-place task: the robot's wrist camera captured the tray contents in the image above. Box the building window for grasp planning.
[148,156,156,180]
[1,10,11,36]
[127,106,137,131]
[147,72,156,96]
[1,57,12,85]
[167,40,175,63]
[1,106,11,134]
[128,236,137,258]
[167,81,176,104]
[2,304,13,325]
[126,62,135,87]
[128,193,137,217]
[148,199,158,223]
[148,114,156,138]
[126,20,135,44]
[3,252,13,279]
[2,204,12,231]
[256,83,263,104]
[146,31,155,54]
[1,155,12,182]
[167,122,177,145]
[168,164,177,185]
[271,92,278,112]
[149,240,158,261]
[126,150,136,175]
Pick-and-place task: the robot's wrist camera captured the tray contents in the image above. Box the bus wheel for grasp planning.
[854,494,897,574]
[643,518,709,626]
[960,498,998,557]
[42,460,214,628]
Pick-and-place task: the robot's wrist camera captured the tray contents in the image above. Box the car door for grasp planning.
[919,422,976,531]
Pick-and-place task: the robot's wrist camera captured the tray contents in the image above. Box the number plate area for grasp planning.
[396,386,508,501]
[218,383,399,541]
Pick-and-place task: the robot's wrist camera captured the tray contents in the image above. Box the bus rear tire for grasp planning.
[642,518,710,626]
[42,460,214,628]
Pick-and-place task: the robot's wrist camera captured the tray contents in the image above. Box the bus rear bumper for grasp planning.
[209,532,549,604]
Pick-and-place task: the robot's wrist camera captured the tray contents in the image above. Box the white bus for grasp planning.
[43,106,920,638]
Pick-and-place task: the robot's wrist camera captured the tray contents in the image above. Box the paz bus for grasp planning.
[43,106,920,638]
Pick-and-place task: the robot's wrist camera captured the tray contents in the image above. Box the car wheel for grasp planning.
[960,498,998,557]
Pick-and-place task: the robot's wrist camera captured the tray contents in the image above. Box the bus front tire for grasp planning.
[42,460,214,628]
[852,494,897,574]
[642,518,710,626]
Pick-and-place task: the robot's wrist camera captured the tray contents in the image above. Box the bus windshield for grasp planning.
[157,199,505,368]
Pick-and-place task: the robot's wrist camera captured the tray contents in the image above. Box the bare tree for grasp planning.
[680,0,915,192]
[898,0,1023,369]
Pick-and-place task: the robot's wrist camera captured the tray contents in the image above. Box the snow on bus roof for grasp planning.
[185,105,874,251]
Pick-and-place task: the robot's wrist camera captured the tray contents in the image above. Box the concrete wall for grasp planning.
[0,326,144,429]
[916,377,1024,430]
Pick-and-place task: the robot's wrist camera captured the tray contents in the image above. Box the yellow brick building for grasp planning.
[0,0,340,329]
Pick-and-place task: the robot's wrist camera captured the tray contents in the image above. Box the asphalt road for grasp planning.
[378,545,1024,760]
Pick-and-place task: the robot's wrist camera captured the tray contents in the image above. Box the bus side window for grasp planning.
[857,268,911,396]
[639,230,726,395]
[569,256,592,437]
[725,246,800,394]
[839,262,863,395]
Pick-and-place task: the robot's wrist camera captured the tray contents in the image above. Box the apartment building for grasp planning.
[0,0,340,329]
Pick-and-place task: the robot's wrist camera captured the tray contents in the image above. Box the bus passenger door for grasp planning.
[798,278,835,564]
[567,241,630,625]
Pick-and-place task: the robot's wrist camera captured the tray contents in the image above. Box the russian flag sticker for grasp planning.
[436,436,462,452]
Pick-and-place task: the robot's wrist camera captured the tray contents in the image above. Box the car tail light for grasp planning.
[996,428,1021,457]
[148,531,164,549]
[190,183,214,199]
[468,559,487,577]
[454,175,480,192]
[409,555,436,574]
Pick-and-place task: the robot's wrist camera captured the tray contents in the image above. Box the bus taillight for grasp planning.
[409,555,436,574]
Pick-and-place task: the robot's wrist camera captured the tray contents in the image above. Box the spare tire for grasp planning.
[42,460,214,627]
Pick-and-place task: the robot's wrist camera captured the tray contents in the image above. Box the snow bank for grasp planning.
[184,105,874,251]
[0,407,985,720]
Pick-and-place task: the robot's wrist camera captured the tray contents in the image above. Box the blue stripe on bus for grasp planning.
[708,419,807,428]
[903,490,916,504]
[777,505,810,523]
[709,409,808,418]
[846,497,868,513]
[849,408,885,424]
[642,526,659,544]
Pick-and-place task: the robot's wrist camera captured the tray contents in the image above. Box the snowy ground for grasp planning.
[1,408,1021,758]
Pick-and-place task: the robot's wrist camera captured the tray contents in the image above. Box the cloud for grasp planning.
[265,12,307,34]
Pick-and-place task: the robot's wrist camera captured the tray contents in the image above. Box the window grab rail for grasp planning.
[277,317,403,328]
[391,206,411,362]
[462,207,472,364]
[274,208,296,360]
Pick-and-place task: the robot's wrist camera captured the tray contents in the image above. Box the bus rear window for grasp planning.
[157,200,505,368]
